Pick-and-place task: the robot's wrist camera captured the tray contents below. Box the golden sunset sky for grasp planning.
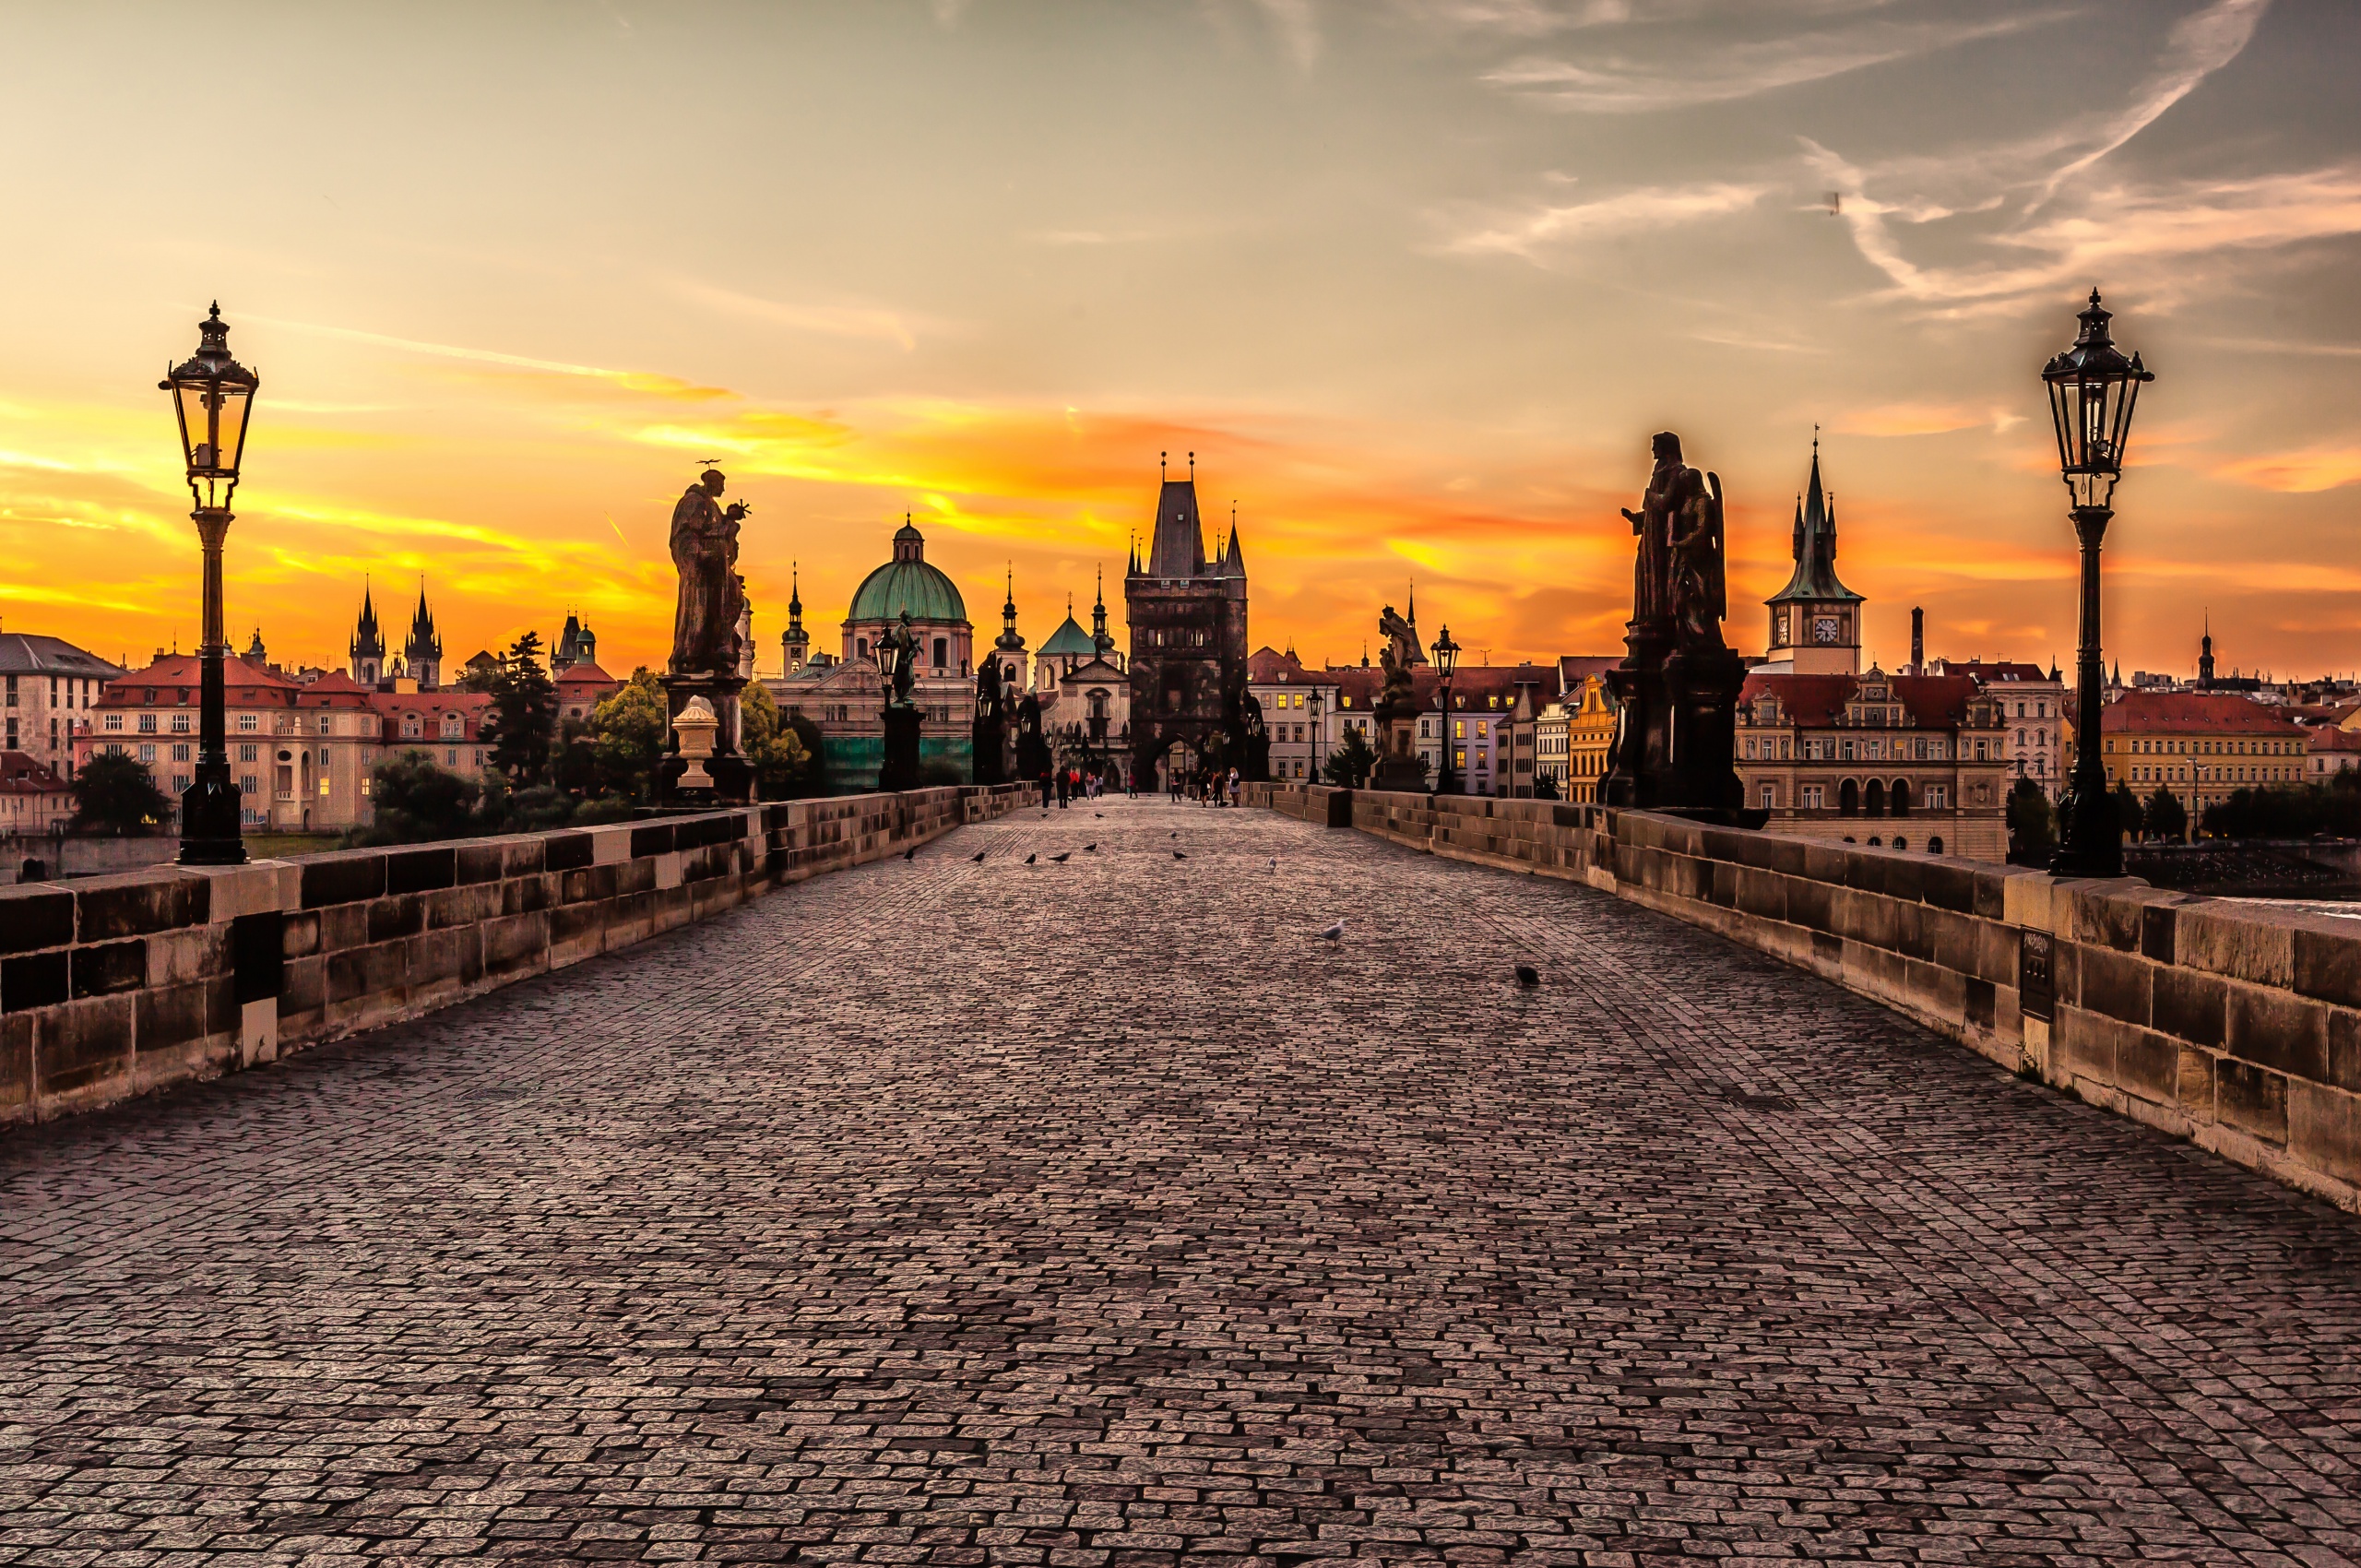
[2,0,2355,680]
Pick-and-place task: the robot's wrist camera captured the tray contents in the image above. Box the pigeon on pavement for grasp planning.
[1317,920,1345,941]
[1025,852,1038,865]
[904,846,917,861]
[1172,849,1188,860]
[1084,843,1097,852]
[1514,965,1541,988]
[970,851,986,862]
[1050,851,1071,863]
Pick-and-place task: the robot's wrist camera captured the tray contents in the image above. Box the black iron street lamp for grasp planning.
[2043,289,2153,879]
[1306,688,1323,784]
[161,304,259,866]
[1431,624,1461,794]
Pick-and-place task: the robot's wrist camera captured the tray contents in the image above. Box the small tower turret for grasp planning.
[350,581,386,685]
[781,563,811,675]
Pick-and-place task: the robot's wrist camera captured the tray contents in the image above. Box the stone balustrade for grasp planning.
[2,784,1034,1128]
[1252,782,2361,1214]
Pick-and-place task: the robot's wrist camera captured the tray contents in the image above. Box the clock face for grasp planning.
[1813,616,1842,645]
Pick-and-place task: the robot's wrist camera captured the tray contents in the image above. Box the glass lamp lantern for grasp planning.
[2042,289,2152,515]
[161,303,259,512]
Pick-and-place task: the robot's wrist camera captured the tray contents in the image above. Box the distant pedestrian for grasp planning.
[1039,769,1053,808]
[1228,766,1241,808]
[1057,769,1070,808]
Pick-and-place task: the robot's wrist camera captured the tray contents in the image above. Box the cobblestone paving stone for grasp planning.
[5,799,2361,1566]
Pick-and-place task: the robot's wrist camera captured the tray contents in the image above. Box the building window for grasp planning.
[238,712,257,731]
[137,713,157,733]
[104,712,123,731]
[1801,785,1823,811]
[172,712,191,733]
[239,743,257,762]
[1760,784,1774,810]
[172,743,191,763]
[138,743,156,763]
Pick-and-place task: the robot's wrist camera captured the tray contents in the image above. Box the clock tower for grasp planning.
[1764,436,1862,675]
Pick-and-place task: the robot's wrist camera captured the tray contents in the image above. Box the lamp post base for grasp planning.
[878,705,922,792]
[177,768,246,866]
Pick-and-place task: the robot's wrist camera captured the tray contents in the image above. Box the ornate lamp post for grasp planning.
[2043,289,2153,879]
[1431,625,1461,794]
[1306,688,1323,784]
[160,304,258,866]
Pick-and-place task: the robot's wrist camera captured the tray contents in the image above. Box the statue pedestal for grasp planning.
[879,704,923,793]
[1370,710,1429,793]
[656,671,753,806]
[1601,629,1760,824]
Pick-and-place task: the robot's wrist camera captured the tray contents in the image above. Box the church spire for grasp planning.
[788,562,803,625]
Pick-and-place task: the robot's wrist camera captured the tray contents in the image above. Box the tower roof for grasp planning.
[1145,473,1207,578]
[1040,609,1096,658]
[350,583,386,659]
[1767,439,1862,606]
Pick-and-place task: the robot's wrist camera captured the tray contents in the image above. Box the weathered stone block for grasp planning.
[503,875,552,917]
[2140,904,2177,965]
[1733,866,1786,922]
[2117,1028,2179,1104]
[300,852,386,910]
[2177,1045,2214,1122]
[2067,885,2142,953]
[2153,967,2227,1050]
[2331,1008,2361,1095]
[2288,1081,2361,1187]
[2291,926,2361,1012]
[1923,906,1982,976]
[1786,878,1833,934]
[326,941,406,1007]
[1,1011,31,1111]
[0,888,75,955]
[454,839,510,885]
[2177,903,2295,989]
[2216,1057,2289,1145]
[542,830,596,873]
[2225,983,2329,1082]
[366,895,426,944]
[384,846,457,896]
[2078,946,2153,1029]
[317,903,368,955]
[549,901,607,966]
[77,873,208,941]
[281,909,321,959]
[279,954,326,1021]
[69,938,148,1000]
[481,912,550,979]
[133,980,211,1063]
[39,994,134,1097]
[2053,1004,2133,1087]
[3,948,69,1014]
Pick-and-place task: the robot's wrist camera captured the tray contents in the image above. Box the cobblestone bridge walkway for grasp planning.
[6,801,2361,1566]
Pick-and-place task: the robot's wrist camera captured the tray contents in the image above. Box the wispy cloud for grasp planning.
[2216,445,2361,494]
[254,315,736,399]
[2030,0,2272,209]
[666,279,933,352]
[1833,403,2021,438]
[1445,180,1766,258]
[1483,9,2063,113]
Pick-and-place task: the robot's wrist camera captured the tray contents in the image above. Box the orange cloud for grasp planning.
[2214,445,2361,494]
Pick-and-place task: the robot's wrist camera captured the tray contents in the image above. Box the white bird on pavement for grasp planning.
[1317,920,1345,942]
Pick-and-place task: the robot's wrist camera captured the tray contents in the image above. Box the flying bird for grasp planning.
[1050,851,1071,863]
[1514,965,1541,988]
[1316,920,1345,942]
[1025,852,1038,865]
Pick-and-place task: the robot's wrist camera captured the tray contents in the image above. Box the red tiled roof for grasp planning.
[1934,659,2053,683]
[2099,691,2308,736]
[555,660,618,686]
[291,671,381,707]
[1247,647,1315,683]
[1742,671,1990,729]
[97,653,300,707]
[2309,727,2361,753]
[0,750,70,795]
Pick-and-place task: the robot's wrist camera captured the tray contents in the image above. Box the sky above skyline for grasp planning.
[2,0,2355,681]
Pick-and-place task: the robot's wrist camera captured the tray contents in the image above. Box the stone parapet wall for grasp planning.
[1250,781,2361,1214]
[2,783,1033,1129]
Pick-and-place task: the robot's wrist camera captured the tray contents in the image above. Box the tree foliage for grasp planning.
[589,667,670,801]
[362,750,481,845]
[2006,777,2055,865]
[2142,787,2189,843]
[2201,773,2361,840]
[480,631,558,789]
[1323,726,1377,788]
[71,753,173,836]
[2113,780,2143,839]
[741,683,815,800]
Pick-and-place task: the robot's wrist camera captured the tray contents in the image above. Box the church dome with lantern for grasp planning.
[848,518,967,625]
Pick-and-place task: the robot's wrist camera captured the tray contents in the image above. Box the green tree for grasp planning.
[589,666,669,801]
[1323,726,1378,787]
[784,710,828,796]
[481,631,558,789]
[71,752,173,836]
[1533,771,1561,802]
[2113,780,2143,840]
[741,683,814,799]
[2006,777,2055,865]
[2143,787,2189,843]
[356,750,481,845]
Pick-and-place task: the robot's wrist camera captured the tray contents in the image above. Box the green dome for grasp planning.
[847,522,968,624]
[1038,614,1096,658]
